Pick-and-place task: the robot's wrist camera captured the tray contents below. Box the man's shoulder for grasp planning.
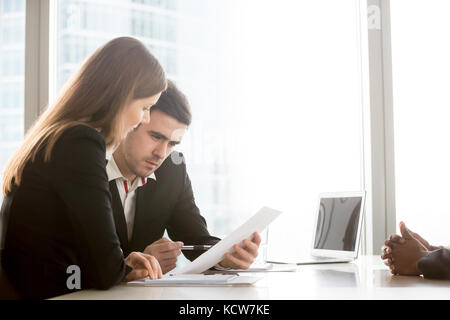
[158,151,186,171]
[154,151,187,180]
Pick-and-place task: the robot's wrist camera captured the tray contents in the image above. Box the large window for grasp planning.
[217,0,365,261]
[0,0,25,194]
[391,0,450,246]
[51,0,365,262]
[0,1,369,265]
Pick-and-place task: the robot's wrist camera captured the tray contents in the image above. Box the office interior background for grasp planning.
[1,0,449,263]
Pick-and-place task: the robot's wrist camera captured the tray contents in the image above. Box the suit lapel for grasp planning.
[109,180,130,254]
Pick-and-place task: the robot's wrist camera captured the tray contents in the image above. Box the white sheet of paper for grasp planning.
[127,274,262,286]
[127,274,238,285]
[214,263,298,274]
[214,263,298,273]
[177,206,282,274]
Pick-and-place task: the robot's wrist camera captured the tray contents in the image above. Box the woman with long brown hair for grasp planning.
[0,37,166,299]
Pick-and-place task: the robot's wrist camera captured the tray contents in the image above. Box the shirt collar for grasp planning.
[106,154,156,184]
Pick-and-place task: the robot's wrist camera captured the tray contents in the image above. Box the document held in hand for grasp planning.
[177,206,282,274]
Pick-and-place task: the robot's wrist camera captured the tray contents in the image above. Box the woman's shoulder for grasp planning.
[58,124,106,149]
[47,124,108,170]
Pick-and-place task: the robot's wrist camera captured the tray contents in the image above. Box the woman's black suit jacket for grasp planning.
[0,125,129,299]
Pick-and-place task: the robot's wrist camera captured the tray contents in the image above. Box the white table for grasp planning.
[52,256,450,300]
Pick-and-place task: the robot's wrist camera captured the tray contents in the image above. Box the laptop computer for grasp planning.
[268,191,366,265]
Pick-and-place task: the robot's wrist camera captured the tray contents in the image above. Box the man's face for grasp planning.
[119,109,188,178]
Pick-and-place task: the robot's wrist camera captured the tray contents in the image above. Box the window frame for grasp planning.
[359,0,397,254]
[24,0,54,131]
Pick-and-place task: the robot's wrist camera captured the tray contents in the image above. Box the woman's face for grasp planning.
[121,92,161,139]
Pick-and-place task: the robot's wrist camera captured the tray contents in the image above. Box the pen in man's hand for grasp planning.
[181,245,213,251]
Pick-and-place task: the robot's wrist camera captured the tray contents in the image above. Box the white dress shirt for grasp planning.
[106,155,156,241]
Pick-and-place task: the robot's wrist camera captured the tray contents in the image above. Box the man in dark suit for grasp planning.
[107,81,261,274]
[381,221,450,279]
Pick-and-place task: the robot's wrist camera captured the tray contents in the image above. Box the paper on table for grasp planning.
[213,262,273,272]
[177,206,282,274]
[212,263,298,273]
[127,274,262,286]
[127,274,237,285]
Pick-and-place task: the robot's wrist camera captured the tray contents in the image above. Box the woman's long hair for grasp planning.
[2,37,166,196]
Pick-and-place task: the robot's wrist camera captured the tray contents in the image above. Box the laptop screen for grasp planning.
[313,196,363,251]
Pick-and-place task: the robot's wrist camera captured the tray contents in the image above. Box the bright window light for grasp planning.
[391,0,450,246]
[50,0,364,263]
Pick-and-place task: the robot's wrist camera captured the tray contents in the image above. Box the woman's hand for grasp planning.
[123,251,162,282]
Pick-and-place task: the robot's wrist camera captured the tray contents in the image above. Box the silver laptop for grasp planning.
[268,191,366,265]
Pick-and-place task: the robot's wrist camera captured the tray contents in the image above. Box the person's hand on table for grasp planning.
[381,233,401,269]
[381,221,442,270]
[380,222,430,276]
[123,251,162,282]
[218,232,262,269]
[143,237,183,274]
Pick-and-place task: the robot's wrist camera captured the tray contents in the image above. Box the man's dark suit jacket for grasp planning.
[418,248,450,279]
[109,152,220,261]
[0,125,129,299]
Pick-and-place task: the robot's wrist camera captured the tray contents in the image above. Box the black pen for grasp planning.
[181,245,213,251]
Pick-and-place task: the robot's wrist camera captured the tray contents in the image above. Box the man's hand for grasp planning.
[218,232,262,270]
[381,222,429,276]
[381,233,402,268]
[381,222,440,271]
[143,238,183,274]
[123,251,162,282]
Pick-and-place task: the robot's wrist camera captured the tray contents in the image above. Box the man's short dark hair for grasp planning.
[151,80,192,126]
